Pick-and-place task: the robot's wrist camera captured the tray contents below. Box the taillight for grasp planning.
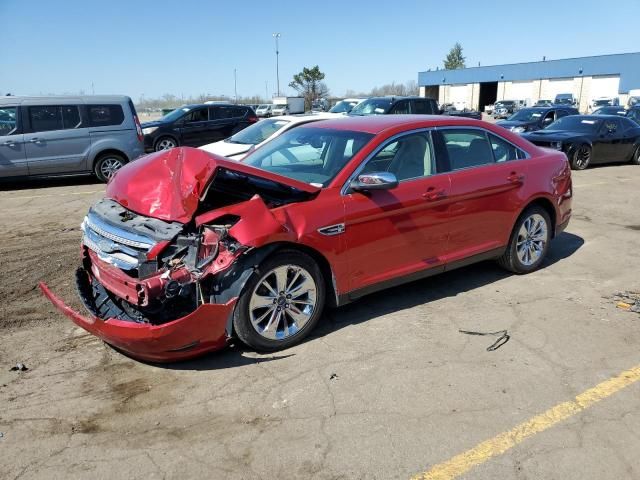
[134,115,143,142]
[247,115,258,124]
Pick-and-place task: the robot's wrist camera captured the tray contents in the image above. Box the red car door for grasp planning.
[341,131,451,294]
[434,128,529,263]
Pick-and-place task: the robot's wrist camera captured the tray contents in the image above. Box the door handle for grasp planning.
[422,187,447,201]
[507,172,525,183]
[29,138,42,143]
[2,141,16,147]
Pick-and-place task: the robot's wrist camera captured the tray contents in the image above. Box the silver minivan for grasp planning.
[0,95,144,182]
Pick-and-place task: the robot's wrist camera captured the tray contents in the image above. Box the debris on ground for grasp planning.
[329,373,338,380]
[612,291,640,314]
[9,363,28,372]
[459,329,510,351]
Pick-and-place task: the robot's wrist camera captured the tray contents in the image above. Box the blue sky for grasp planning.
[2,0,639,101]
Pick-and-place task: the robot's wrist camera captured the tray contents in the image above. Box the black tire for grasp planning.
[630,145,640,165]
[233,250,325,352]
[570,143,591,170]
[497,206,552,274]
[94,152,127,182]
[154,136,178,152]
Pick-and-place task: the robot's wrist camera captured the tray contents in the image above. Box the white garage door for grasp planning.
[547,78,575,97]
[590,75,620,100]
[508,81,534,102]
[449,85,469,109]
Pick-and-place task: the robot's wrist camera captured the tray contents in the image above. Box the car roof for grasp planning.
[302,114,486,134]
[184,103,238,108]
[0,95,131,106]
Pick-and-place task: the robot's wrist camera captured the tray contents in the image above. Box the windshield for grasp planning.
[349,98,392,115]
[226,119,289,145]
[545,116,601,132]
[243,127,373,186]
[161,107,190,122]
[593,99,611,106]
[257,105,270,110]
[507,109,544,122]
[330,100,358,113]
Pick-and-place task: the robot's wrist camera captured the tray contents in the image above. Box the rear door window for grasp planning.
[211,107,235,119]
[413,100,434,114]
[184,108,209,122]
[29,106,63,132]
[439,129,495,170]
[390,100,410,114]
[87,104,125,126]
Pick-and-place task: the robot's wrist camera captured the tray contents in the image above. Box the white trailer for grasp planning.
[272,96,305,115]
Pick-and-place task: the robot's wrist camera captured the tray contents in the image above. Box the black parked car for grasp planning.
[497,106,579,134]
[349,96,440,116]
[522,115,640,170]
[141,104,258,152]
[591,106,627,116]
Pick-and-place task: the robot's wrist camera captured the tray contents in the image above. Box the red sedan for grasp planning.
[41,115,572,361]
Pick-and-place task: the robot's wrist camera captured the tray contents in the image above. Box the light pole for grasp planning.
[234,68,238,104]
[272,33,281,97]
[265,81,269,102]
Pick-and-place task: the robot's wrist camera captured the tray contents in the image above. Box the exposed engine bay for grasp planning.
[77,167,316,326]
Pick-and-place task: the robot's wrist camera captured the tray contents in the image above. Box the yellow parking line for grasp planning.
[411,364,640,480]
[2,190,103,200]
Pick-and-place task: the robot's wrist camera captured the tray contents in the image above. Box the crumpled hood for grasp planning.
[106,147,320,224]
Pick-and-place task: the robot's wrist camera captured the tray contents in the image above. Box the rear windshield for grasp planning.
[226,118,290,145]
[350,98,392,115]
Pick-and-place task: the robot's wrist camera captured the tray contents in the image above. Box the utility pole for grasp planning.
[234,68,238,104]
[272,33,281,96]
[91,82,95,95]
[265,81,269,102]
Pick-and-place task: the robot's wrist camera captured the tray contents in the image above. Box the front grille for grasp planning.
[81,212,156,270]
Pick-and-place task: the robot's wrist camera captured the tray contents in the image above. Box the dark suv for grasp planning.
[497,106,579,134]
[142,104,258,152]
[349,96,439,116]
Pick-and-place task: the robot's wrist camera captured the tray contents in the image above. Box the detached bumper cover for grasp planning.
[39,282,236,362]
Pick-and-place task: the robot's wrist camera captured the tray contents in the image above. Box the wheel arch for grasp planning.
[520,196,558,238]
[154,134,180,149]
[92,148,129,169]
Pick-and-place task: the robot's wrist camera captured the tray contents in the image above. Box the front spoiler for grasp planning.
[39,282,236,362]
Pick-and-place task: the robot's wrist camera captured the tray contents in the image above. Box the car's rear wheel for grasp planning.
[498,206,551,274]
[94,153,126,182]
[570,144,591,170]
[233,250,325,351]
[630,145,640,165]
[155,136,177,151]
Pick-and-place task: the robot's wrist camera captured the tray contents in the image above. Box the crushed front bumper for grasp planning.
[39,278,236,363]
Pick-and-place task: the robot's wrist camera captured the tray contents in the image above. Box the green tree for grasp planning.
[289,65,329,111]
[444,43,466,70]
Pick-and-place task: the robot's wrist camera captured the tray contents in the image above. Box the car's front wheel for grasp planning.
[233,250,325,351]
[570,144,591,170]
[155,136,177,151]
[498,206,551,274]
[630,145,640,165]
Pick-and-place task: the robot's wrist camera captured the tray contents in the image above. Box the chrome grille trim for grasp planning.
[84,214,154,250]
[81,211,158,271]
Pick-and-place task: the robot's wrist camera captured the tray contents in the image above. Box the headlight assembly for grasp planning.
[142,127,158,135]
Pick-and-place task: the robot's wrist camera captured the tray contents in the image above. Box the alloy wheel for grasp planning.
[575,145,591,169]
[156,138,176,151]
[249,265,318,340]
[99,157,124,180]
[516,213,548,266]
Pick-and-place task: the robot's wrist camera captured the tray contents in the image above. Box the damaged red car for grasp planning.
[41,116,572,362]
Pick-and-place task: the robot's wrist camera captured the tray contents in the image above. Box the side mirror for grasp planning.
[350,172,399,191]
